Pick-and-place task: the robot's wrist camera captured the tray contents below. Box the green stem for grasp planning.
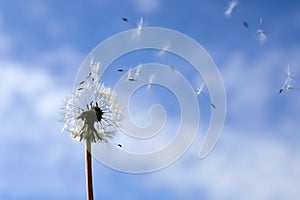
[85,139,94,200]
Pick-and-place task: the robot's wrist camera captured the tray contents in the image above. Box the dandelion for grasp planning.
[61,59,121,200]
[62,62,121,142]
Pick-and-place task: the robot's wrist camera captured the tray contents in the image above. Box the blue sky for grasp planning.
[0,0,300,199]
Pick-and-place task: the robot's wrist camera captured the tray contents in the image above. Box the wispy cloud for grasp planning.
[0,57,85,199]
[144,128,300,200]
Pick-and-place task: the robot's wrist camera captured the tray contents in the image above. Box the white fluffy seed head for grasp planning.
[61,60,122,143]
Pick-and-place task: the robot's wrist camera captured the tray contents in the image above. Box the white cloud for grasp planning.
[0,57,86,198]
[144,129,300,200]
[0,62,69,118]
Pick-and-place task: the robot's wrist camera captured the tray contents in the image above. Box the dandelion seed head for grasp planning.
[62,60,122,143]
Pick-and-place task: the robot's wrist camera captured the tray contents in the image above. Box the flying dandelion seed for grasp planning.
[127,68,136,82]
[195,83,216,109]
[136,17,145,36]
[257,17,267,44]
[121,17,146,38]
[122,66,142,82]
[279,65,295,94]
[224,0,238,17]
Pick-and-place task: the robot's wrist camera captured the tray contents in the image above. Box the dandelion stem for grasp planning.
[85,139,94,200]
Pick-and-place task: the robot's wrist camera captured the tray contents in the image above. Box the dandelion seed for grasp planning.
[224,0,238,17]
[136,17,144,36]
[122,17,146,38]
[196,83,216,109]
[127,68,136,82]
[279,65,295,94]
[132,17,145,38]
[118,65,141,82]
[257,17,267,44]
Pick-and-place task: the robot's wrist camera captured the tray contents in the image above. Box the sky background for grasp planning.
[0,0,300,199]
